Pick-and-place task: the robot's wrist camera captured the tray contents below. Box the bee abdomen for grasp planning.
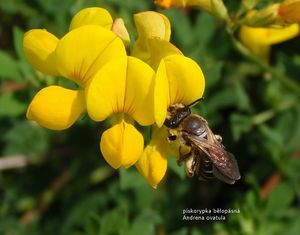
[196,154,215,181]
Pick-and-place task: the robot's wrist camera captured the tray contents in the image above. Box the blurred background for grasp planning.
[1,0,300,234]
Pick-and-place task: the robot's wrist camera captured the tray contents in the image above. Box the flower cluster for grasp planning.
[238,0,300,59]
[154,0,300,60]
[24,8,205,188]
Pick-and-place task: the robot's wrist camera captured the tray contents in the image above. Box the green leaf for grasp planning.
[13,26,26,62]
[266,182,295,215]
[230,113,253,141]
[99,207,129,235]
[62,192,107,235]
[258,125,283,150]
[286,217,300,235]
[0,50,21,81]
[0,217,20,234]
[205,87,240,114]
[203,61,223,89]
[3,121,49,156]
[0,92,26,117]
[195,13,216,50]
[168,157,186,180]
[171,228,189,235]
[191,228,204,235]
[83,214,101,235]
[128,210,160,235]
[234,82,251,112]
[119,168,147,189]
[164,9,194,49]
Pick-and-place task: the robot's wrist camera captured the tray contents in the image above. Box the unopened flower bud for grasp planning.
[210,0,229,20]
[112,18,130,48]
[155,0,228,20]
[155,0,211,11]
[242,4,280,27]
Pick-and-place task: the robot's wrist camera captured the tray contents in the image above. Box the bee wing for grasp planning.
[212,165,238,184]
[185,134,240,182]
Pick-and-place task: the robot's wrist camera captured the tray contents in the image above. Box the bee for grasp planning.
[164,99,241,184]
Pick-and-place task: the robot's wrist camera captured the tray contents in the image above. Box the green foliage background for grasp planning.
[0,0,300,234]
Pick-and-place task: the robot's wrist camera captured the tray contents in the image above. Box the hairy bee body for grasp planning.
[165,104,240,184]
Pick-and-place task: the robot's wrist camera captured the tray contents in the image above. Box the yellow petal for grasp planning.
[147,38,183,70]
[112,18,131,47]
[135,126,169,188]
[55,25,126,86]
[86,56,155,125]
[85,57,127,121]
[23,29,58,75]
[134,11,171,41]
[132,11,171,62]
[239,24,299,56]
[154,55,205,127]
[69,7,113,31]
[154,59,169,127]
[100,121,144,169]
[135,145,168,188]
[123,57,155,125]
[263,24,300,45]
[26,86,85,130]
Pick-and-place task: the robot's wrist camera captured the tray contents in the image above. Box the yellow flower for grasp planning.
[278,0,300,23]
[136,126,169,188]
[85,56,155,169]
[24,8,126,130]
[132,11,182,70]
[154,0,228,20]
[154,0,211,11]
[239,24,299,58]
[131,10,205,188]
[69,7,113,30]
[132,11,177,65]
[70,7,130,45]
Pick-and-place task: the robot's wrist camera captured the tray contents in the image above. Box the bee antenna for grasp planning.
[187,97,204,107]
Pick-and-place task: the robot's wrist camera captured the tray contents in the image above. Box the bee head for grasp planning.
[163,98,203,129]
[164,104,191,128]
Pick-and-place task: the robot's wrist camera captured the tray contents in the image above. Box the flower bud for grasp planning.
[210,0,229,20]
[155,0,229,20]
[112,18,130,48]
[278,0,300,23]
[155,0,211,11]
[242,4,280,27]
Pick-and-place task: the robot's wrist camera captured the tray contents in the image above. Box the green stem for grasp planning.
[252,98,297,125]
[252,110,275,125]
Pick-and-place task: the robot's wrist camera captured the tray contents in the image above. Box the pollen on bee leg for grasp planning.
[177,145,192,166]
[180,145,191,155]
[185,155,195,177]
[215,134,222,143]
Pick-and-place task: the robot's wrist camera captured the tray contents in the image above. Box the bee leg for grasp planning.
[177,146,191,166]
